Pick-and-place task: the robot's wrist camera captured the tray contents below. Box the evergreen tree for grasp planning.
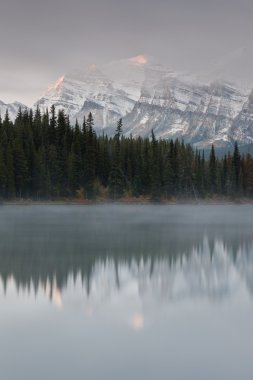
[0,104,252,201]
[5,143,15,198]
[232,142,241,194]
[85,113,96,198]
[209,145,217,195]
[55,110,68,194]
[109,119,125,199]
[0,142,6,197]
[69,122,82,193]
[48,105,57,145]
[150,130,161,200]
[13,136,28,197]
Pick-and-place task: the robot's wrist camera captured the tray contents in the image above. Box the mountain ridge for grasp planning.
[2,53,253,148]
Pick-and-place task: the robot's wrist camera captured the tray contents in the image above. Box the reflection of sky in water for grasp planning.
[0,205,253,380]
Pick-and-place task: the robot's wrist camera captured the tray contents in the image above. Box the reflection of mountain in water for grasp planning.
[0,206,253,304]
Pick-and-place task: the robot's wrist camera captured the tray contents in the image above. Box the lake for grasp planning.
[0,205,253,380]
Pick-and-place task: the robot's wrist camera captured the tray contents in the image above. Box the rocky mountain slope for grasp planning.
[0,100,27,122]
[122,78,251,148]
[3,54,253,148]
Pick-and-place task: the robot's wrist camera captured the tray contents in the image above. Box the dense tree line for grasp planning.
[0,105,253,200]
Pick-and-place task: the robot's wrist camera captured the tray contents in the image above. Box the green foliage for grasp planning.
[209,145,217,194]
[0,106,252,200]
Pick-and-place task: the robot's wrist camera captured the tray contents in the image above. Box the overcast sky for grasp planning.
[1,0,253,106]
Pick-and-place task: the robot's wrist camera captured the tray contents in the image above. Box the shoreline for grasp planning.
[1,197,253,206]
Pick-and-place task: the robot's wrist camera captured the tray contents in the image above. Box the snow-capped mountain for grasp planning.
[35,54,253,148]
[0,100,27,121]
[122,78,251,147]
[35,60,144,129]
[4,53,253,148]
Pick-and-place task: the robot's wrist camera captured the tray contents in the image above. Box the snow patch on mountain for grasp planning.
[0,100,27,121]
[3,53,253,148]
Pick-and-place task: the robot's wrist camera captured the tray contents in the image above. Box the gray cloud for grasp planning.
[1,0,253,105]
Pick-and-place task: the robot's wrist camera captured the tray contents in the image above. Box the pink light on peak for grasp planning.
[47,75,65,92]
[129,55,148,65]
[89,64,97,70]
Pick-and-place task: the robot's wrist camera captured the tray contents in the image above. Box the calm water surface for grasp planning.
[0,205,253,380]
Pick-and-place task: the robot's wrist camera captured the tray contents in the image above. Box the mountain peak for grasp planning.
[129,55,148,65]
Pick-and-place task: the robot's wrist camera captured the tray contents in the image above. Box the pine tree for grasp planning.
[48,105,57,145]
[232,142,241,195]
[69,122,82,193]
[150,130,161,200]
[55,110,68,194]
[0,143,6,197]
[85,113,96,198]
[209,145,217,195]
[115,118,123,140]
[163,146,174,199]
[222,155,228,195]
[109,119,125,199]
[13,136,28,198]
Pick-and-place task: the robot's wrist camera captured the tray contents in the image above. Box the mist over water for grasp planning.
[1,205,253,380]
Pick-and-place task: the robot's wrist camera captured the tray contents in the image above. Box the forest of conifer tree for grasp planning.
[0,105,253,201]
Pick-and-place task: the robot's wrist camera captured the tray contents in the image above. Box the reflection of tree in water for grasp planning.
[1,217,253,300]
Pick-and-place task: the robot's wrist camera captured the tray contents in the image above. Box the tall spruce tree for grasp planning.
[85,112,96,198]
[151,130,161,200]
[232,142,241,194]
[209,145,217,195]
[109,119,125,199]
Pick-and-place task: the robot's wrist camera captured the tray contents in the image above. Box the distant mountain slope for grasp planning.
[0,100,27,121]
[121,79,251,148]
